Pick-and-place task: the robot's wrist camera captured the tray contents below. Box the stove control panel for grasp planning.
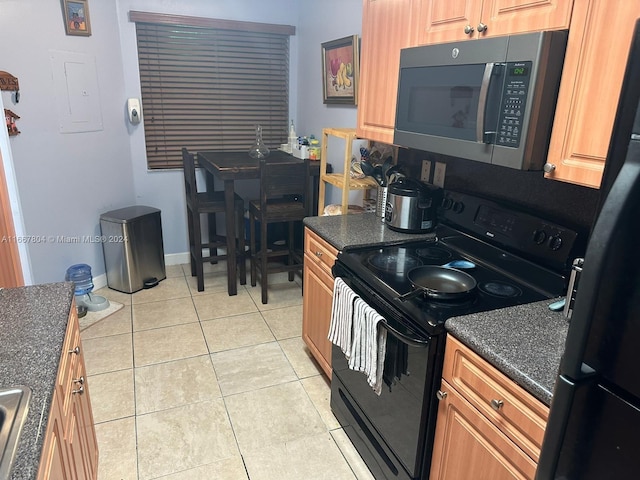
[440,191,578,271]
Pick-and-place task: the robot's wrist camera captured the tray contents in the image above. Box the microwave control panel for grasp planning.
[495,61,532,148]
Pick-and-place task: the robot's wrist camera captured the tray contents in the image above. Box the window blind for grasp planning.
[132,12,293,169]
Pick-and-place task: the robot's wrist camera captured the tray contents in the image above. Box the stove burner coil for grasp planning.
[479,281,523,298]
[367,251,423,274]
[416,247,452,262]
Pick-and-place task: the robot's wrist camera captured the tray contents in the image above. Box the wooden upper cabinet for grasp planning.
[417,0,573,44]
[544,0,640,188]
[356,0,419,144]
[416,0,483,44]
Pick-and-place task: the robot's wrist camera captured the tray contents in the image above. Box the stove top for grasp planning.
[334,189,567,334]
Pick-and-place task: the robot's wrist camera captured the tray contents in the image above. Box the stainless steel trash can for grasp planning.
[100,205,166,293]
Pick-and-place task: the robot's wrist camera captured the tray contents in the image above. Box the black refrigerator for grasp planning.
[536,19,640,480]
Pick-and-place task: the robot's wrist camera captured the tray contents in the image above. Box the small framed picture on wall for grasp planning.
[321,35,359,105]
[62,0,91,36]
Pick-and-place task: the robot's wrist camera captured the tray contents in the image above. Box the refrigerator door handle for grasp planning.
[563,258,584,318]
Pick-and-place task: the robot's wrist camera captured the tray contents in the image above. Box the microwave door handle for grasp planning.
[476,62,495,143]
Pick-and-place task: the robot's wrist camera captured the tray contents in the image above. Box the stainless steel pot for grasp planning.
[385,179,442,233]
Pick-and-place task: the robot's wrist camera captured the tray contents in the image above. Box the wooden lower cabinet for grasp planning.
[38,300,98,480]
[431,379,538,480]
[430,336,548,480]
[302,228,338,378]
[38,395,71,480]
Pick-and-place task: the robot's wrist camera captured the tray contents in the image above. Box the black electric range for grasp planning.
[330,190,580,480]
[333,222,568,336]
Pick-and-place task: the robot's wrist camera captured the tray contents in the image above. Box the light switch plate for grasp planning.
[421,160,431,182]
[433,162,446,187]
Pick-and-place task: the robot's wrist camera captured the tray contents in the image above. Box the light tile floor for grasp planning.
[82,261,375,480]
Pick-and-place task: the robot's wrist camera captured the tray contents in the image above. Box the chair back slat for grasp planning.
[182,148,198,205]
[259,159,308,210]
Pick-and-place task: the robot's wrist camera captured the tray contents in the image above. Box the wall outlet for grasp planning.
[433,162,446,188]
[421,160,431,182]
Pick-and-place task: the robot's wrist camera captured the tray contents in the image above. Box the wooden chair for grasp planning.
[249,158,309,304]
[182,148,246,292]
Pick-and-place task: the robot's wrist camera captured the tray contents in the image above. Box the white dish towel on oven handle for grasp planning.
[349,297,388,395]
[328,277,357,359]
[328,278,388,395]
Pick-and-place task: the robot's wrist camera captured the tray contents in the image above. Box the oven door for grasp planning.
[330,271,444,480]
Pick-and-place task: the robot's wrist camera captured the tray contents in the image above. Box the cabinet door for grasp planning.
[430,380,538,480]
[417,0,483,44]
[544,0,640,188]
[417,0,572,45]
[302,253,334,377]
[357,0,418,144]
[37,396,71,480]
[68,398,90,480]
[67,349,98,480]
[479,0,573,38]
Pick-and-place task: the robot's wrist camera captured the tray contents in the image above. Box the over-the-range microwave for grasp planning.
[394,30,568,170]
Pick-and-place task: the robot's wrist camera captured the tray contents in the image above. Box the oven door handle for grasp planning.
[379,320,430,348]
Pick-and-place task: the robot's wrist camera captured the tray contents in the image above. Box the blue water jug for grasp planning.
[65,264,94,296]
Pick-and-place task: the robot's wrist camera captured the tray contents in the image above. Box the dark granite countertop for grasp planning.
[445,299,570,406]
[303,213,436,251]
[0,282,74,479]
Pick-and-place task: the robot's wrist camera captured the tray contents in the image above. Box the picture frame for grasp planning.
[62,0,91,36]
[321,35,359,105]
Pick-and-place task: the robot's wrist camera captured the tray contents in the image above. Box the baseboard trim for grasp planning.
[93,252,190,290]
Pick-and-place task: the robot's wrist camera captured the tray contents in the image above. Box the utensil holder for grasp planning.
[377,186,388,219]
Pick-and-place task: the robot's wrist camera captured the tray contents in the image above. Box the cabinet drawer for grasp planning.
[443,336,549,462]
[304,228,337,276]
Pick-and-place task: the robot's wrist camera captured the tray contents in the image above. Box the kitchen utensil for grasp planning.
[385,164,402,181]
[360,160,375,177]
[381,156,393,182]
[373,165,385,186]
[399,266,477,301]
[441,259,475,269]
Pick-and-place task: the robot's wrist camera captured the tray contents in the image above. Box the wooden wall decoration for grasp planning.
[0,71,19,91]
[5,109,20,136]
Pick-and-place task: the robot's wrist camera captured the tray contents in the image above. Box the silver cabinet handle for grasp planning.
[72,385,85,395]
[69,346,80,355]
[436,390,448,401]
[543,163,556,173]
[73,376,85,385]
[315,251,323,257]
[477,22,488,33]
[464,25,474,35]
[491,399,504,410]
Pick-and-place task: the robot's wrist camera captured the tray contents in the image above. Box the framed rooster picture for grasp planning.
[63,0,91,36]
[321,35,359,105]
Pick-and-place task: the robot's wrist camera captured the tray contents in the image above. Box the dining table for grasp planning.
[196,149,321,296]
